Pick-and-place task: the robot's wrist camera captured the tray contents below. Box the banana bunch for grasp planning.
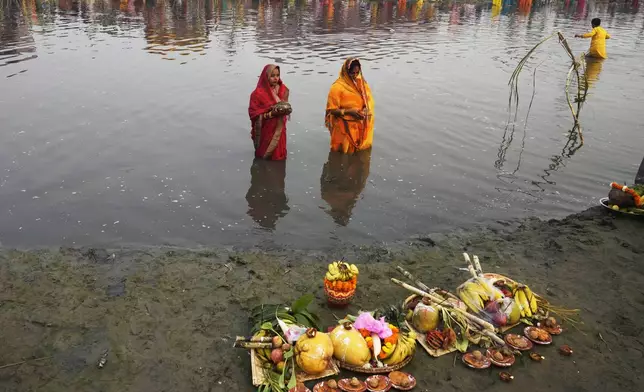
[379,341,396,360]
[457,277,503,312]
[513,285,538,318]
[325,261,359,281]
[382,331,417,365]
[253,330,274,363]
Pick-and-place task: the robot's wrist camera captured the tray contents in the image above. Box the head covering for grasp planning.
[335,57,367,96]
[249,64,287,120]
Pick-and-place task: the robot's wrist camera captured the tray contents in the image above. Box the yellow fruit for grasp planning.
[379,342,395,359]
[611,205,619,211]
[329,324,371,366]
[383,331,416,365]
[524,286,538,313]
[517,289,532,318]
[295,329,334,375]
[504,299,522,324]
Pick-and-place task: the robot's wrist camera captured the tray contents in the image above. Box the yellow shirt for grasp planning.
[582,27,611,59]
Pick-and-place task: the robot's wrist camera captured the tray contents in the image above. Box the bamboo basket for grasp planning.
[403,294,461,358]
[335,353,413,374]
[250,349,340,387]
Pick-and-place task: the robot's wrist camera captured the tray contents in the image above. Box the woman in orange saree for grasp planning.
[248,64,290,160]
[325,58,375,154]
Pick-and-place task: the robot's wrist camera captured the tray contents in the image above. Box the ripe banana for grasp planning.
[383,331,416,365]
[524,285,538,313]
[516,289,532,318]
[383,336,407,365]
[379,342,396,359]
[326,261,358,281]
[457,285,485,312]
[513,289,524,317]
[462,281,489,301]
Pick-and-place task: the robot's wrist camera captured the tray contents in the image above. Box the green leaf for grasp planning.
[278,370,285,389]
[295,313,310,327]
[521,318,534,326]
[291,294,314,314]
[276,313,296,323]
[300,309,320,325]
[284,350,293,360]
[261,322,274,330]
[287,360,297,389]
[455,337,469,353]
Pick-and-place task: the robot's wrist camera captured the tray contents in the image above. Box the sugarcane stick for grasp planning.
[396,266,431,292]
[462,253,478,278]
[233,341,273,349]
[391,278,496,332]
[396,266,462,304]
[236,336,272,343]
[472,255,483,276]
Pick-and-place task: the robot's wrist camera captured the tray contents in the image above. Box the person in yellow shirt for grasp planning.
[575,18,611,59]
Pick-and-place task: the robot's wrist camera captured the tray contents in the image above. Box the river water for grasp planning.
[1,0,642,249]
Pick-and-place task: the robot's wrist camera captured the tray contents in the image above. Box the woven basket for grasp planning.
[403,294,459,358]
[324,285,355,306]
[250,349,339,387]
[335,353,413,374]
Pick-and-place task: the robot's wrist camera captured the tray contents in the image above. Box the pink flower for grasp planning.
[353,312,393,339]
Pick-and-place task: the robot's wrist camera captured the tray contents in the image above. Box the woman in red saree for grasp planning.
[248,64,290,160]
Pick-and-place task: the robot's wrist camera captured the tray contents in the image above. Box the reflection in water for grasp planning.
[536,56,601,186]
[0,0,37,72]
[245,159,289,230]
[492,0,502,19]
[143,0,212,62]
[320,149,371,227]
[584,57,604,90]
[495,40,605,192]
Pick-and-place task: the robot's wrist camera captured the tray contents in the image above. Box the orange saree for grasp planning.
[325,58,375,154]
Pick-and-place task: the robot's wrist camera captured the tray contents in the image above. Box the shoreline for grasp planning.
[0,206,642,391]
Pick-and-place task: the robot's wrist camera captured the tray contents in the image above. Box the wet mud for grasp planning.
[0,207,642,391]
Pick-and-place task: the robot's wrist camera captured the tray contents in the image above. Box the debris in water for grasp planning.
[97,350,109,369]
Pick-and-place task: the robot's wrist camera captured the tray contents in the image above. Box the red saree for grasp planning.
[248,64,289,161]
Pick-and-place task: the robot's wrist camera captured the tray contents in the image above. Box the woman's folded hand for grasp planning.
[346,109,365,120]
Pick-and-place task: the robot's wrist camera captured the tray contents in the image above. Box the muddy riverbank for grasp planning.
[1,207,642,391]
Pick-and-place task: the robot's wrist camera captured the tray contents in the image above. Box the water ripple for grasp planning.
[0,0,642,247]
